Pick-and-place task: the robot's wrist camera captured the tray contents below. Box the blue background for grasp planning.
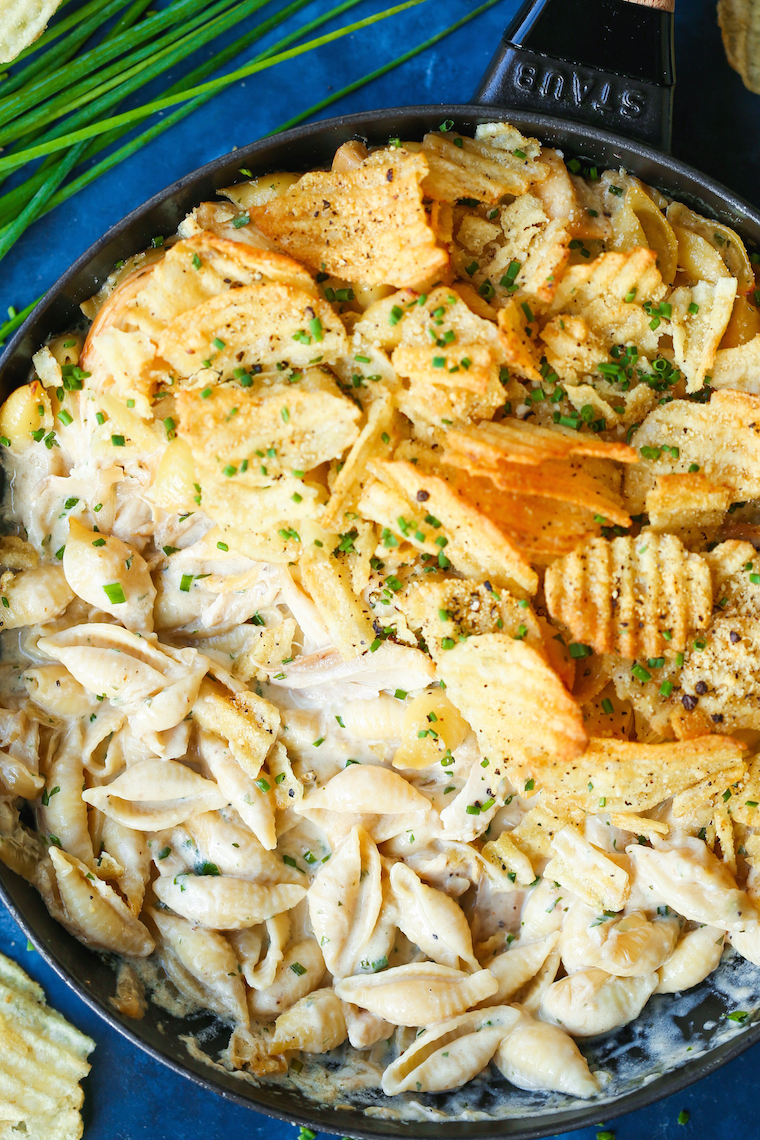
[2,0,760,1136]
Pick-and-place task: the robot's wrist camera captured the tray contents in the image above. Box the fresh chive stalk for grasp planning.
[0,0,427,176]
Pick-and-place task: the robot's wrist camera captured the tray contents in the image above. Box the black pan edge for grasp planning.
[2,101,760,1139]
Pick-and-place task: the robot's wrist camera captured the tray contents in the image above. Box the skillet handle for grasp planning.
[473,0,676,151]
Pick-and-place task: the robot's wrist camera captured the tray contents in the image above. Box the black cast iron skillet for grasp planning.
[3,0,760,1135]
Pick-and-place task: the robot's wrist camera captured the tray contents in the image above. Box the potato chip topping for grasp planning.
[5,121,760,1111]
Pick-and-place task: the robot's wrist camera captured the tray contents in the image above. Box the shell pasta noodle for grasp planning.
[5,120,760,1114]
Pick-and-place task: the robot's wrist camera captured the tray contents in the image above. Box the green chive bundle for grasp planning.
[0,0,500,346]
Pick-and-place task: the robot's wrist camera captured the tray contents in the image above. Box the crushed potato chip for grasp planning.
[624,390,760,513]
[545,533,713,658]
[192,678,279,777]
[249,149,447,287]
[538,735,746,812]
[645,474,731,548]
[545,823,630,912]
[434,633,587,772]
[421,130,548,205]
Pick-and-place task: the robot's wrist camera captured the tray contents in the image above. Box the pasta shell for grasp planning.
[627,837,757,932]
[248,938,325,1017]
[390,862,478,971]
[231,912,290,989]
[82,759,227,831]
[0,566,73,631]
[151,908,248,1026]
[597,911,680,977]
[493,1007,599,1098]
[296,763,430,815]
[38,624,170,702]
[342,1002,394,1049]
[48,847,154,957]
[308,825,395,980]
[658,925,725,992]
[153,872,306,929]
[540,967,658,1036]
[185,812,302,884]
[0,749,43,799]
[63,519,155,632]
[483,931,560,1005]
[334,963,498,1026]
[381,1005,520,1094]
[38,625,208,737]
[100,816,150,914]
[24,665,96,718]
[38,725,93,866]
[199,730,277,849]
[269,988,346,1054]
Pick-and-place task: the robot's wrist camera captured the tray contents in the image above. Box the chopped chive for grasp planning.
[102,582,126,604]
[179,574,193,592]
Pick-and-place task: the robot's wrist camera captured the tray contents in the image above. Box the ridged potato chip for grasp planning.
[421,129,548,205]
[538,734,746,812]
[545,533,713,658]
[434,633,587,772]
[623,390,760,513]
[249,149,447,287]
[645,474,731,547]
[0,952,94,1140]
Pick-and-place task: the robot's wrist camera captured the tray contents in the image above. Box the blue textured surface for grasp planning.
[2,0,760,1136]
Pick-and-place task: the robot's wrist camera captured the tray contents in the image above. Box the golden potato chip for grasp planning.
[434,633,587,771]
[249,149,447,288]
[703,539,758,594]
[732,756,760,825]
[539,314,608,384]
[670,763,747,828]
[401,578,543,654]
[397,374,505,438]
[0,0,63,63]
[500,800,582,863]
[623,390,760,513]
[0,951,94,1140]
[545,533,713,658]
[132,234,315,332]
[480,830,536,887]
[538,734,746,812]
[544,824,630,912]
[544,247,667,362]
[456,193,570,307]
[321,392,398,530]
[443,450,631,528]
[390,286,507,396]
[710,333,760,392]
[449,466,609,557]
[176,369,359,484]
[421,129,548,205]
[359,456,537,594]
[444,418,636,468]
[496,297,542,382]
[608,811,669,839]
[232,619,297,683]
[645,474,731,547]
[670,279,737,392]
[713,804,737,872]
[719,0,760,93]
[299,549,375,660]
[192,678,280,777]
[157,283,347,380]
[678,563,760,732]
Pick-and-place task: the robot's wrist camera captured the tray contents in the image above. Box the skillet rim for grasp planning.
[2,101,760,1139]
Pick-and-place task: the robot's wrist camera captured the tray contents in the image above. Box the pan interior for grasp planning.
[2,104,760,1140]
